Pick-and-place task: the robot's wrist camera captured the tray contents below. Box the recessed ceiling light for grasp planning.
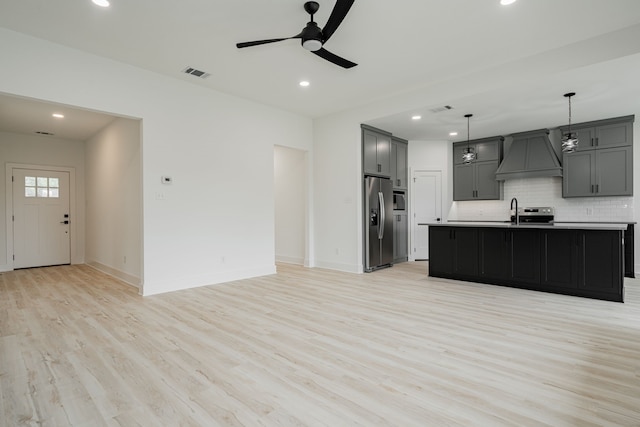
[412,115,422,120]
[52,113,64,118]
[92,0,110,7]
[299,81,310,87]
[449,132,458,136]
[500,0,516,5]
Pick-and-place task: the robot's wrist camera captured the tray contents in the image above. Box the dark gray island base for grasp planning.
[428,223,625,302]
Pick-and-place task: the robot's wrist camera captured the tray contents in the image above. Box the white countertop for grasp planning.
[430,221,628,231]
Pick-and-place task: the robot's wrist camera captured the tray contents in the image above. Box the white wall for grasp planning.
[0,131,85,271]
[85,117,141,286]
[313,113,363,272]
[0,29,312,295]
[274,145,307,266]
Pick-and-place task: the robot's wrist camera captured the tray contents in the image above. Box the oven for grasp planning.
[511,207,555,224]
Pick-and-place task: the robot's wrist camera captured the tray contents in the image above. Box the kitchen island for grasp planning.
[428,222,626,302]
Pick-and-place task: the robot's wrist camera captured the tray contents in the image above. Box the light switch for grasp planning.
[161,176,172,184]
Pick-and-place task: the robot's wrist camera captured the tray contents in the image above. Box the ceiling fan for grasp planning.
[236,0,357,69]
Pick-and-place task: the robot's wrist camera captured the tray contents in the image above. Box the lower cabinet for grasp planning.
[479,228,510,280]
[580,230,623,295]
[428,227,478,277]
[429,226,624,302]
[393,212,408,263]
[540,229,579,289]
[510,230,541,285]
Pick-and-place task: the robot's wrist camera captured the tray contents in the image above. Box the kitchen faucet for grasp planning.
[510,197,519,225]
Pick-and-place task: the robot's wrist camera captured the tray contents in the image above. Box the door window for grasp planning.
[25,176,60,198]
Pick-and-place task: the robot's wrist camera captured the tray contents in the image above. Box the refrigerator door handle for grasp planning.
[378,191,385,239]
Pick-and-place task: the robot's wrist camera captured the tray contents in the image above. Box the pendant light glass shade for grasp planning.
[462,114,476,164]
[561,92,578,153]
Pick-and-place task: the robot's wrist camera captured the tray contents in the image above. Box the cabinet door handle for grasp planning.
[596,184,599,193]
[397,215,401,222]
[591,184,594,193]
[397,179,401,186]
[377,164,381,172]
[595,137,599,147]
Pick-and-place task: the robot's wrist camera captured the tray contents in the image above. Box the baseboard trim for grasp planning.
[85,261,141,290]
[313,260,361,274]
[142,264,277,296]
[275,255,305,265]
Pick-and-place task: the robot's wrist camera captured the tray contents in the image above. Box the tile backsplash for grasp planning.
[448,177,634,223]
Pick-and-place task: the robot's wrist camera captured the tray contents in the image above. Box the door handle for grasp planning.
[60,220,69,224]
[378,192,385,239]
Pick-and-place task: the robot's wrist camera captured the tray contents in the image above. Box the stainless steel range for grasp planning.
[511,207,555,224]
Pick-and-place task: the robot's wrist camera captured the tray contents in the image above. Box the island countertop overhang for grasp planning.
[427,221,628,231]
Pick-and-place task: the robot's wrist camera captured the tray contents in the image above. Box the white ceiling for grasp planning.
[1,0,640,142]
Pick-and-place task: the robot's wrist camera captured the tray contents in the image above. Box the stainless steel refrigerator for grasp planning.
[364,176,394,272]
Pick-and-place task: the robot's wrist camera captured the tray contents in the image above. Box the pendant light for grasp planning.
[561,92,579,153]
[462,114,476,163]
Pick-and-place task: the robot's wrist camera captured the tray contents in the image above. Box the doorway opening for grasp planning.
[274,145,309,266]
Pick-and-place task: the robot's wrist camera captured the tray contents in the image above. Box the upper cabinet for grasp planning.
[561,116,634,198]
[391,137,408,189]
[560,116,633,151]
[362,125,392,177]
[453,136,504,201]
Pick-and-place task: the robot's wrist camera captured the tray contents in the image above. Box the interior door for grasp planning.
[13,168,71,268]
[412,170,442,260]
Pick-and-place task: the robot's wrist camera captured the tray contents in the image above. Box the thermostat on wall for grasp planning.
[161,176,172,184]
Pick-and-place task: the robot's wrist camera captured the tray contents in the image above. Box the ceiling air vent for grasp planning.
[183,67,210,79]
[35,131,55,136]
[429,105,454,114]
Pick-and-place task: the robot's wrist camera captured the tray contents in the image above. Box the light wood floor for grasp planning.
[1,263,640,426]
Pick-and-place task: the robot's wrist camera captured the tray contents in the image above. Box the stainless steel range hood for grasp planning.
[495,129,562,181]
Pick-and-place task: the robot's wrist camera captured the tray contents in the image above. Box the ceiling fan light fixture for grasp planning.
[92,0,110,7]
[302,39,322,51]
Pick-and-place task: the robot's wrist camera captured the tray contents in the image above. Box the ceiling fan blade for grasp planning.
[312,47,357,69]
[236,33,302,49]
[321,0,354,43]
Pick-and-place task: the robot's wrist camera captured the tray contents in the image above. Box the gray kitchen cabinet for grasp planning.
[393,212,408,263]
[362,125,392,177]
[391,137,408,189]
[560,115,633,151]
[563,145,633,197]
[562,115,633,197]
[453,136,503,201]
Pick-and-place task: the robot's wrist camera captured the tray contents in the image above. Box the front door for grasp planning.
[412,170,442,260]
[13,168,71,268]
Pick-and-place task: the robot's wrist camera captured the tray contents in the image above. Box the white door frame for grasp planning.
[409,168,443,262]
[5,163,77,271]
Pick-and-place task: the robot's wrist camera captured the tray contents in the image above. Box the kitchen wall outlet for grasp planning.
[335,248,340,255]
[586,207,593,216]
[123,255,127,264]
[161,176,172,184]
[221,256,225,264]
